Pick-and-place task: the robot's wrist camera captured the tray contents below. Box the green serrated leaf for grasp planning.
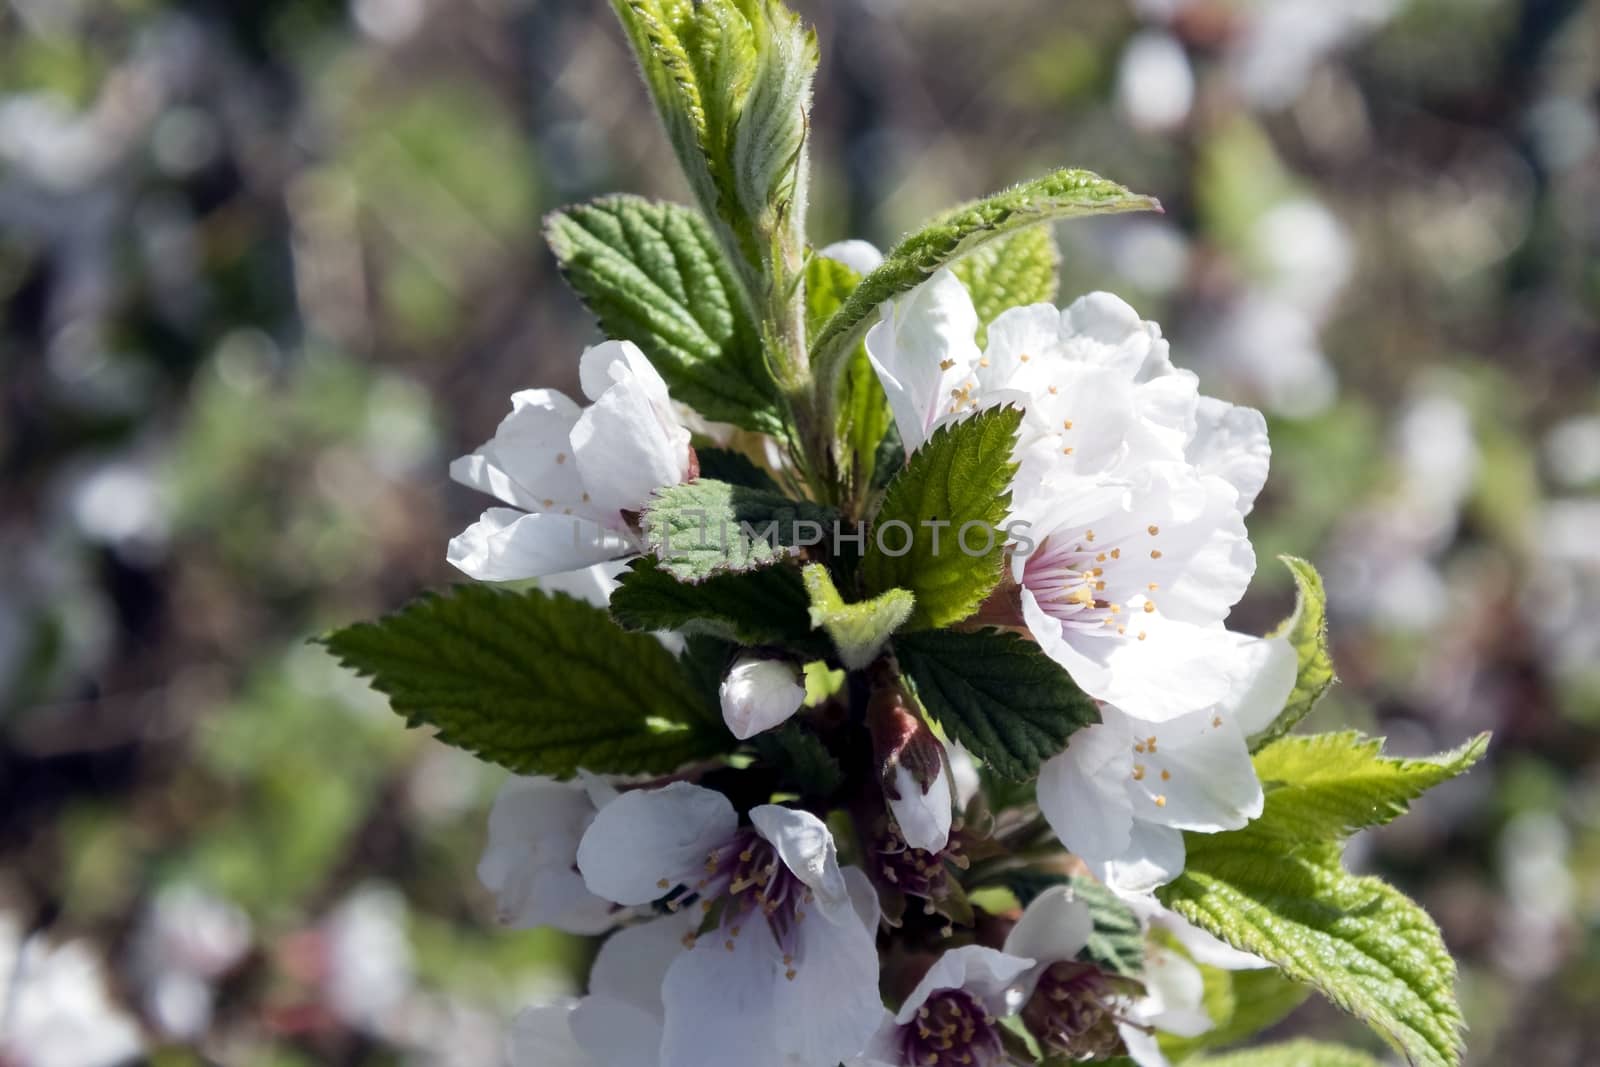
[1184,1040,1384,1067]
[810,168,1159,398]
[1161,863,1460,1067]
[950,226,1061,348]
[801,564,913,670]
[1249,557,1335,750]
[693,446,783,493]
[753,720,844,797]
[545,195,781,433]
[862,407,1021,629]
[321,586,722,778]
[642,478,835,581]
[895,628,1099,780]
[610,556,816,647]
[1243,732,1490,849]
[1158,734,1487,1067]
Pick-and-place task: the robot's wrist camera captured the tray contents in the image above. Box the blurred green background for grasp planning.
[0,0,1596,1063]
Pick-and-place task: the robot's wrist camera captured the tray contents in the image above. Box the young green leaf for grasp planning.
[545,195,781,433]
[611,556,818,648]
[607,0,813,285]
[731,0,816,235]
[895,628,1099,780]
[1248,556,1335,750]
[809,253,893,497]
[861,406,1022,630]
[810,169,1159,398]
[950,226,1061,348]
[1008,873,1146,978]
[801,563,913,669]
[1245,732,1490,848]
[606,1,721,232]
[1157,734,1487,1067]
[1160,857,1461,1067]
[320,585,722,778]
[1184,1040,1384,1067]
[642,478,835,581]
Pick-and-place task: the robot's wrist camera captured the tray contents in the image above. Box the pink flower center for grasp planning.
[677,829,812,976]
[1022,528,1161,641]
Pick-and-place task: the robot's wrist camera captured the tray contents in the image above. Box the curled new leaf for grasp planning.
[1248,556,1336,751]
[801,563,913,669]
[810,168,1159,398]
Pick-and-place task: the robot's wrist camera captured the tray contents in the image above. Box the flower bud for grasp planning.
[868,681,952,852]
[719,655,806,740]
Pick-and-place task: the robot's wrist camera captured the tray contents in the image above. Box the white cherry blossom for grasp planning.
[447,340,692,582]
[575,783,883,1067]
[478,774,619,935]
[505,916,688,1067]
[1002,886,1213,1067]
[865,273,1276,724]
[849,945,1035,1067]
[0,914,145,1067]
[1037,633,1295,893]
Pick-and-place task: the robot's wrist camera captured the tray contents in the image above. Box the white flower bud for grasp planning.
[868,681,953,853]
[718,656,806,740]
[889,759,953,854]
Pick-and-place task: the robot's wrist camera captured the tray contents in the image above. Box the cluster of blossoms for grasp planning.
[313,7,1479,1066]
[453,249,1292,1066]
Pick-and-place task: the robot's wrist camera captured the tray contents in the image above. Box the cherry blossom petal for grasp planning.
[818,239,884,274]
[589,916,693,1017]
[1002,886,1093,982]
[777,873,884,1067]
[570,996,662,1067]
[748,805,851,923]
[895,945,1036,1023]
[447,508,630,582]
[864,269,981,452]
[1188,396,1271,514]
[659,919,782,1067]
[506,1003,595,1067]
[571,341,691,519]
[1101,820,1187,895]
[477,776,614,935]
[578,784,738,906]
[450,389,587,514]
[1037,724,1136,868]
[1108,705,1262,834]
